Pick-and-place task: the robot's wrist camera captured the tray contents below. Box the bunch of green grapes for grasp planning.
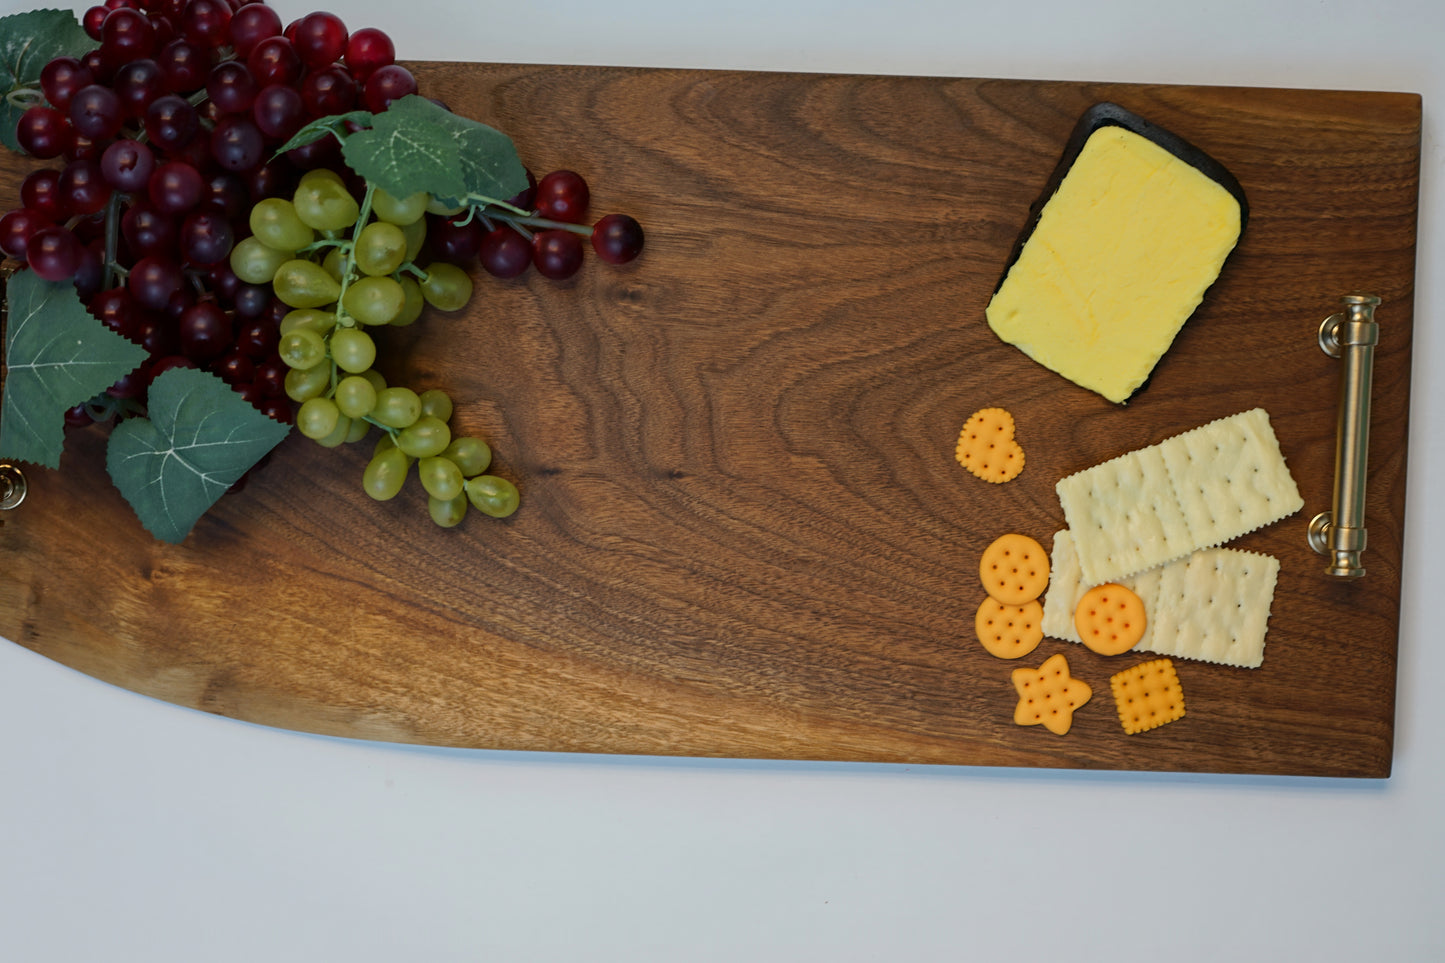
[229,169,519,526]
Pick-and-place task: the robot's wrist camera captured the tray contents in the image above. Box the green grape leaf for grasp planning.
[0,8,97,153]
[106,368,292,544]
[0,270,147,469]
[273,109,374,157]
[340,95,528,207]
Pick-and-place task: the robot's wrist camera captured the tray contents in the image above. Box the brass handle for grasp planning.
[1308,294,1380,577]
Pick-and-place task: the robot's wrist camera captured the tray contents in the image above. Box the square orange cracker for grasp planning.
[1011,653,1091,735]
[1110,658,1186,734]
[955,408,1025,483]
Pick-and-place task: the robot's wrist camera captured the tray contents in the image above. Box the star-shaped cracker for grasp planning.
[1011,652,1092,735]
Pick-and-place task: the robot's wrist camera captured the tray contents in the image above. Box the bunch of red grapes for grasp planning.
[0,0,644,433]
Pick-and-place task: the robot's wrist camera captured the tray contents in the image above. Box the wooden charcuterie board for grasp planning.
[0,64,1420,776]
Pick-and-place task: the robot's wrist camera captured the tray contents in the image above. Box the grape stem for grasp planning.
[101,191,125,291]
[332,182,377,329]
[4,87,44,110]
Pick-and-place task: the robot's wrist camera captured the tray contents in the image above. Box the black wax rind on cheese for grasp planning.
[993,101,1249,297]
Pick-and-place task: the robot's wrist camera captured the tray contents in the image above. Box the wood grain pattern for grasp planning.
[0,64,1420,776]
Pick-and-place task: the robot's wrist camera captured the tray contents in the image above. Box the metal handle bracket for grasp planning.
[1308,293,1380,577]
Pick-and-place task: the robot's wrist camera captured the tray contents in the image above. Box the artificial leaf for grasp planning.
[0,269,147,468]
[342,97,468,202]
[428,107,530,207]
[0,9,97,153]
[107,367,291,543]
[340,95,528,206]
[273,109,374,157]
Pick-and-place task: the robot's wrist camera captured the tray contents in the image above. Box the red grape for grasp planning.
[129,255,184,310]
[479,226,531,278]
[90,287,139,338]
[101,138,156,193]
[59,158,112,216]
[252,84,305,140]
[180,209,234,266]
[362,64,416,113]
[344,27,394,80]
[211,351,255,386]
[210,116,265,173]
[101,7,157,63]
[300,64,358,116]
[144,94,199,151]
[157,37,206,93]
[16,106,70,159]
[229,3,282,57]
[590,214,645,265]
[82,6,108,41]
[21,169,67,221]
[207,60,257,114]
[534,170,589,223]
[26,225,83,281]
[122,200,178,258]
[181,0,232,49]
[292,11,348,69]
[148,160,203,214]
[113,58,166,118]
[40,57,95,112]
[428,215,484,264]
[531,229,584,280]
[247,35,302,88]
[177,300,232,360]
[69,85,123,141]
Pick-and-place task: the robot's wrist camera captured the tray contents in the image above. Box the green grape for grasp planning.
[297,397,341,440]
[230,236,292,285]
[314,413,354,448]
[400,217,426,262]
[334,374,378,419]
[322,245,347,283]
[418,455,464,501]
[330,326,377,374]
[418,388,452,423]
[392,276,424,327]
[279,308,337,337]
[284,362,331,402]
[345,417,371,444]
[419,262,473,311]
[354,221,407,276]
[372,431,408,462]
[250,198,315,253]
[342,275,405,326]
[425,196,465,216]
[465,474,520,518]
[363,446,412,501]
[372,188,430,225]
[395,415,451,458]
[293,169,360,232]
[278,326,327,370]
[428,492,468,528]
[274,259,342,309]
[370,387,422,429]
[359,368,387,394]
[443,436,492,477]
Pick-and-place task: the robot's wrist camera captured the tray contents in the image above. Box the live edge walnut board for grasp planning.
[0,64,1420,777]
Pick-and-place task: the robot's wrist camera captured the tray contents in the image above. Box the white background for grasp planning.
[2,0,1441,959]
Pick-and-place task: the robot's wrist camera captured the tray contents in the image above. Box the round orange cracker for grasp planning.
[975,596,1044,659]
[955,407,1024,483]
[979,532,1050,605]
[1074,583,1147,656]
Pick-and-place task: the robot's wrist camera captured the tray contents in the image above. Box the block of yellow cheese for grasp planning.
[985,120,1243,403]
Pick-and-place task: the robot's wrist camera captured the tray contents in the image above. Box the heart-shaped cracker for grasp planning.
[955,407,1025,483]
